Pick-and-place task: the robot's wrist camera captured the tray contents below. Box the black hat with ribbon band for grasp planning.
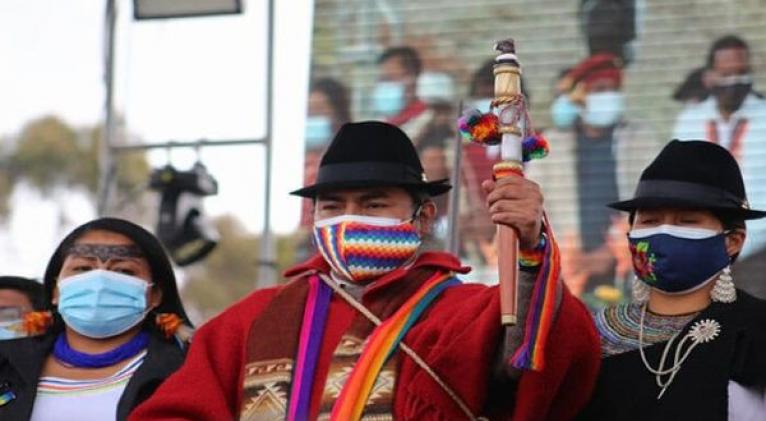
[609,139,766,219]
[291,120,451,198]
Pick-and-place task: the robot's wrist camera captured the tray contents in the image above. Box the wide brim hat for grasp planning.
[291,120,451,198]
[44,217,193,327]
[609,139,766,219]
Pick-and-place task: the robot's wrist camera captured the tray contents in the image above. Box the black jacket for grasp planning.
[0,330,186,421]
[578,290,766,421]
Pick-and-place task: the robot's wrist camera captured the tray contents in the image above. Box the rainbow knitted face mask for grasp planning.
[313,214,422,283]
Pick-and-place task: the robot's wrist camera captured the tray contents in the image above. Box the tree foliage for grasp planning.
[10,116,90,192]
[0,169,12,217]
[0,115,152,221]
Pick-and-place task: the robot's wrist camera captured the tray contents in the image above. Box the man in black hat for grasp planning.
[580,140,766,420]
[134,121,600,421]
[672,35,766,264]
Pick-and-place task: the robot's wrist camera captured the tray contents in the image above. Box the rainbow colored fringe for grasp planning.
[518,234,547,268]
[510,215,561,371]
[330,273,460,421]
[287,275,332,421]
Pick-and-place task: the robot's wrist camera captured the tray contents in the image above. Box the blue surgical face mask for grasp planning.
[0,320,25,340]
[372,81,406,117]
[305,116,333,150]
[58,269,151,339]
[550,95,582,129]
[628,224,730,294]
[582,91,625,128]
[468,97,493,112]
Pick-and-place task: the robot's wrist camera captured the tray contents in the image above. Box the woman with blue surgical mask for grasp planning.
[550,94,583,129]
[299,78,353,260]
[305,78,351,153]
[578,140,766,421]
[0,218,193,421]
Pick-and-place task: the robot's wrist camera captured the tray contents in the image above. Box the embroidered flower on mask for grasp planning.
[630,241,657,283]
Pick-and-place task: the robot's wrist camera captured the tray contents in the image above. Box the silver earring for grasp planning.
[711,266,736,303]
[632,276,650,304]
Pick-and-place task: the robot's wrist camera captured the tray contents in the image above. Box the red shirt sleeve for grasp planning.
[129,288,279,421]
[512,289,601,421]
[392,284,600,421]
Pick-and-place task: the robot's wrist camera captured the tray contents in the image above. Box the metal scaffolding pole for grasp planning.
[446,101,464,256]
[98,0,118,216]
[95,0,278,284]
[259,0,277,286]
[111,138,267,152]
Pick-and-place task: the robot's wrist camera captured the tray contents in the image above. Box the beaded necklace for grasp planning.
[594,303,697,357]
[53,331,150,369]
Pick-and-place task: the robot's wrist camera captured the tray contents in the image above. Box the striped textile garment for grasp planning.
[29,350,147,421]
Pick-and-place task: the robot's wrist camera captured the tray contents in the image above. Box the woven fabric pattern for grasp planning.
[594,303,697,357]
[314,220,421,282]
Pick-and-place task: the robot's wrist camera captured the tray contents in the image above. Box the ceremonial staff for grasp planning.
[459,39,548,327]
[492,39,525,326]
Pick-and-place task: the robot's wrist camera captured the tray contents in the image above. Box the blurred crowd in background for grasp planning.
[300,0,766,308]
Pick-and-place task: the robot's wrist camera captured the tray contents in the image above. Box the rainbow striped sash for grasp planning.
[329,273,459,420]
[509,216,561,371]
[286,275,332,421]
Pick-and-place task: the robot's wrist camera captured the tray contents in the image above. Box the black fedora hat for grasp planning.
[609,140,766,219]
[291,121,451,197]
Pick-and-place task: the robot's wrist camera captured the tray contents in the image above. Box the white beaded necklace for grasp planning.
[638,304,721,399]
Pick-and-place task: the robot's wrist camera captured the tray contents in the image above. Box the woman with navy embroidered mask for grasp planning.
[0,217,193,421]
[578,140,766,421]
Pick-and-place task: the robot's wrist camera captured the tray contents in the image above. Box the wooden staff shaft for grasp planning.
[493,39,523,326]
[497,221,519,325]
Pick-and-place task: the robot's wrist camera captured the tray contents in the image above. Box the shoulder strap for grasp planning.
[318,274,487,421]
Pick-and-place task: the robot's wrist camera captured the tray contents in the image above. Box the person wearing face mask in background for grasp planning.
[412,71,458,248]
[527,53,663,301]
[0,276,44,340]
[0,218,193,421]
[297,78,353,261]
[672,35,766,297]
[132,121,600,421]
[672,67,710,106]
[373,46,433,140]
[577,140,766,421]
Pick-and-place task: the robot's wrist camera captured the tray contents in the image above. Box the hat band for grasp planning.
[634,180,748,209]
[315,161,424,186]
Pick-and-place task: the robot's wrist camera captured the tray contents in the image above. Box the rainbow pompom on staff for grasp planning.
[458,97,549,163]
[458,110,501,145]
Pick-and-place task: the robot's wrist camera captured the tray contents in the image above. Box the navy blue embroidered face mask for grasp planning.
[628,225,731,294]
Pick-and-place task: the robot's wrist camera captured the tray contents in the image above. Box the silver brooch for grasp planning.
[688,319,721,344]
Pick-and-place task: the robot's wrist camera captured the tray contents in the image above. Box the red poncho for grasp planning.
[131,252,599,420]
